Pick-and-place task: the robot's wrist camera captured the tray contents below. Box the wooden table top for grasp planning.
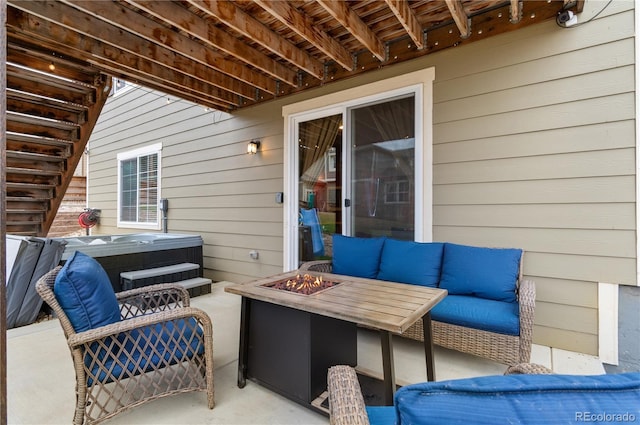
[225,271,447,334]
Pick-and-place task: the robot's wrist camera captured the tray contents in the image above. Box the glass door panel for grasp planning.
[347,96,415,240]
[297,114,342,264]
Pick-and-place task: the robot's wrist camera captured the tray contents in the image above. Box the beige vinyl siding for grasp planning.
[428,2,635,354]
[86,1,635,355]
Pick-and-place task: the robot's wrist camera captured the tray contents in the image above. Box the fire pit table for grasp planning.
[224,270,447,413]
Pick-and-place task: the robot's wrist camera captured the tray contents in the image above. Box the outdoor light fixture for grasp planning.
[247,140,261,154]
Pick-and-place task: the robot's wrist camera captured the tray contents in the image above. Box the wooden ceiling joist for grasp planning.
[187,0,325,81]
[316,0,386,62]
[445,0,471,39]
[8,1,271,105]
[56,0,274,94]
[125,0,298,86]
[6,6,256,108]
[384,0,424,50]
[253,0,354,71]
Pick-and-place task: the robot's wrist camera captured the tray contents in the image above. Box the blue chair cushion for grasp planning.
[366,406,397,425]
[85,318,205,386]
[439,243,522,303]
[394,373,640,425]
[431,295,519,335]
[332,235,386,279]
[377,240,444,287]
[54,251,121,333]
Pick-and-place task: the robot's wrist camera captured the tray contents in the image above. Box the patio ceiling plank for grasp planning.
[316,0,386,62]
[59,0,275,94]
[5,9,242,110]
[119,0,298,88]
[187,0,324,81]
[253,0,354,71]
[445,0,471,39]
[383,0,424,49]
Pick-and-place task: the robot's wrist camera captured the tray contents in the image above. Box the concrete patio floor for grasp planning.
[7,281,605,424]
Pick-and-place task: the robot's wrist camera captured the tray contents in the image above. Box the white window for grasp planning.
[117,144,162,229]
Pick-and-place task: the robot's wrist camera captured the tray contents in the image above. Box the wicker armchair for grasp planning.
[36,266,214,425]
[299,259,535,365]
[327,364,554,425]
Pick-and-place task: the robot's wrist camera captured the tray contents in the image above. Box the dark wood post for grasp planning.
[1,0,9,422]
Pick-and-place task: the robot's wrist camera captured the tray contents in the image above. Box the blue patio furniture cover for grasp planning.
[300,208,324,257]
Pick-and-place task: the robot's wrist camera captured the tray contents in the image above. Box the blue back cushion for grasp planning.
[395,373,640,425]
[377,239,444,287]
[54,251,121,332]
[332,235,386,278]
[439,243,522,303]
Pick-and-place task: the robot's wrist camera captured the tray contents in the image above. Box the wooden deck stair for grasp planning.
[5,38,111,236]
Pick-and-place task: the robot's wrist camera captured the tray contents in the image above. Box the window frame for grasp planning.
[116,143,162,230]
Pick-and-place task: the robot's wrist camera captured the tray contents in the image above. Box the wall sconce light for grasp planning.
[247,140,261,154]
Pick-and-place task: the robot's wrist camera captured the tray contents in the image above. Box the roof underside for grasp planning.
[6,0,582,112]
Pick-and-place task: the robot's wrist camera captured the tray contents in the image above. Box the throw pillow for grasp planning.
[377,239,444,287]
[332,234,386,278]
[54,251,121,332]
[439,243,522,303]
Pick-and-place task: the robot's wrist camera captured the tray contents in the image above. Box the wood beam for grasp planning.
[384,0,424,49]
[9,1,274,96]
[59,0,275,93]
[187,0,325,80]
[254,0,353,71]
[316,0,386,62]
[445,0,470,39]
[509,0,523,24]
[6,6,260,103]
[1,0,7,420]
[6,26,237,111]
[126,0,296,87]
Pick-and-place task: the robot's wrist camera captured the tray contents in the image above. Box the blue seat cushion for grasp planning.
[54,251,121,332]
[394,373,640,425]
[377,240,444,287]
[332,235,386,279]
[439,243,522,303]
[366,406,397,425]
[431,295,519,335]
[85,318,205,386]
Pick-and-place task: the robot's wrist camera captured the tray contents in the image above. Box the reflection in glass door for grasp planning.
[297,114,342,264]
[347,95,415,240]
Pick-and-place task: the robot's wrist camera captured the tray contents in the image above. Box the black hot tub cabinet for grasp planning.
[55,233,208,294]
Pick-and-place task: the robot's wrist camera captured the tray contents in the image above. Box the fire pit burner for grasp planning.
[263,273,340,295]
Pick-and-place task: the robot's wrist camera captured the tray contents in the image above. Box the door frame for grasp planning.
[282,68,435,271]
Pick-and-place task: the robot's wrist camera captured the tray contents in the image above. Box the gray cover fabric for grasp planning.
[5,236,66,329]
[15,238,66,327]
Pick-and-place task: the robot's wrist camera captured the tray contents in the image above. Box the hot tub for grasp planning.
[55,233,206,293]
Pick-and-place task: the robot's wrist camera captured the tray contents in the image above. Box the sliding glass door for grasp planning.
[297,114,343,262]
[346,95,415,240]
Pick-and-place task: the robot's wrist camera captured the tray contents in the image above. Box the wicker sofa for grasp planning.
[327,365,640,425]
[300,236,535,365]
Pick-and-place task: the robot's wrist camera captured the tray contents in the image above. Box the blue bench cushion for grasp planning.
[377,240,444,287]
[394,373,640,425]
[332,235,386,279]
[85,318,205,386]
[439,243,522,303]
[54,251,121,332]
[431,295,519,335]
[366,406,397,425]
